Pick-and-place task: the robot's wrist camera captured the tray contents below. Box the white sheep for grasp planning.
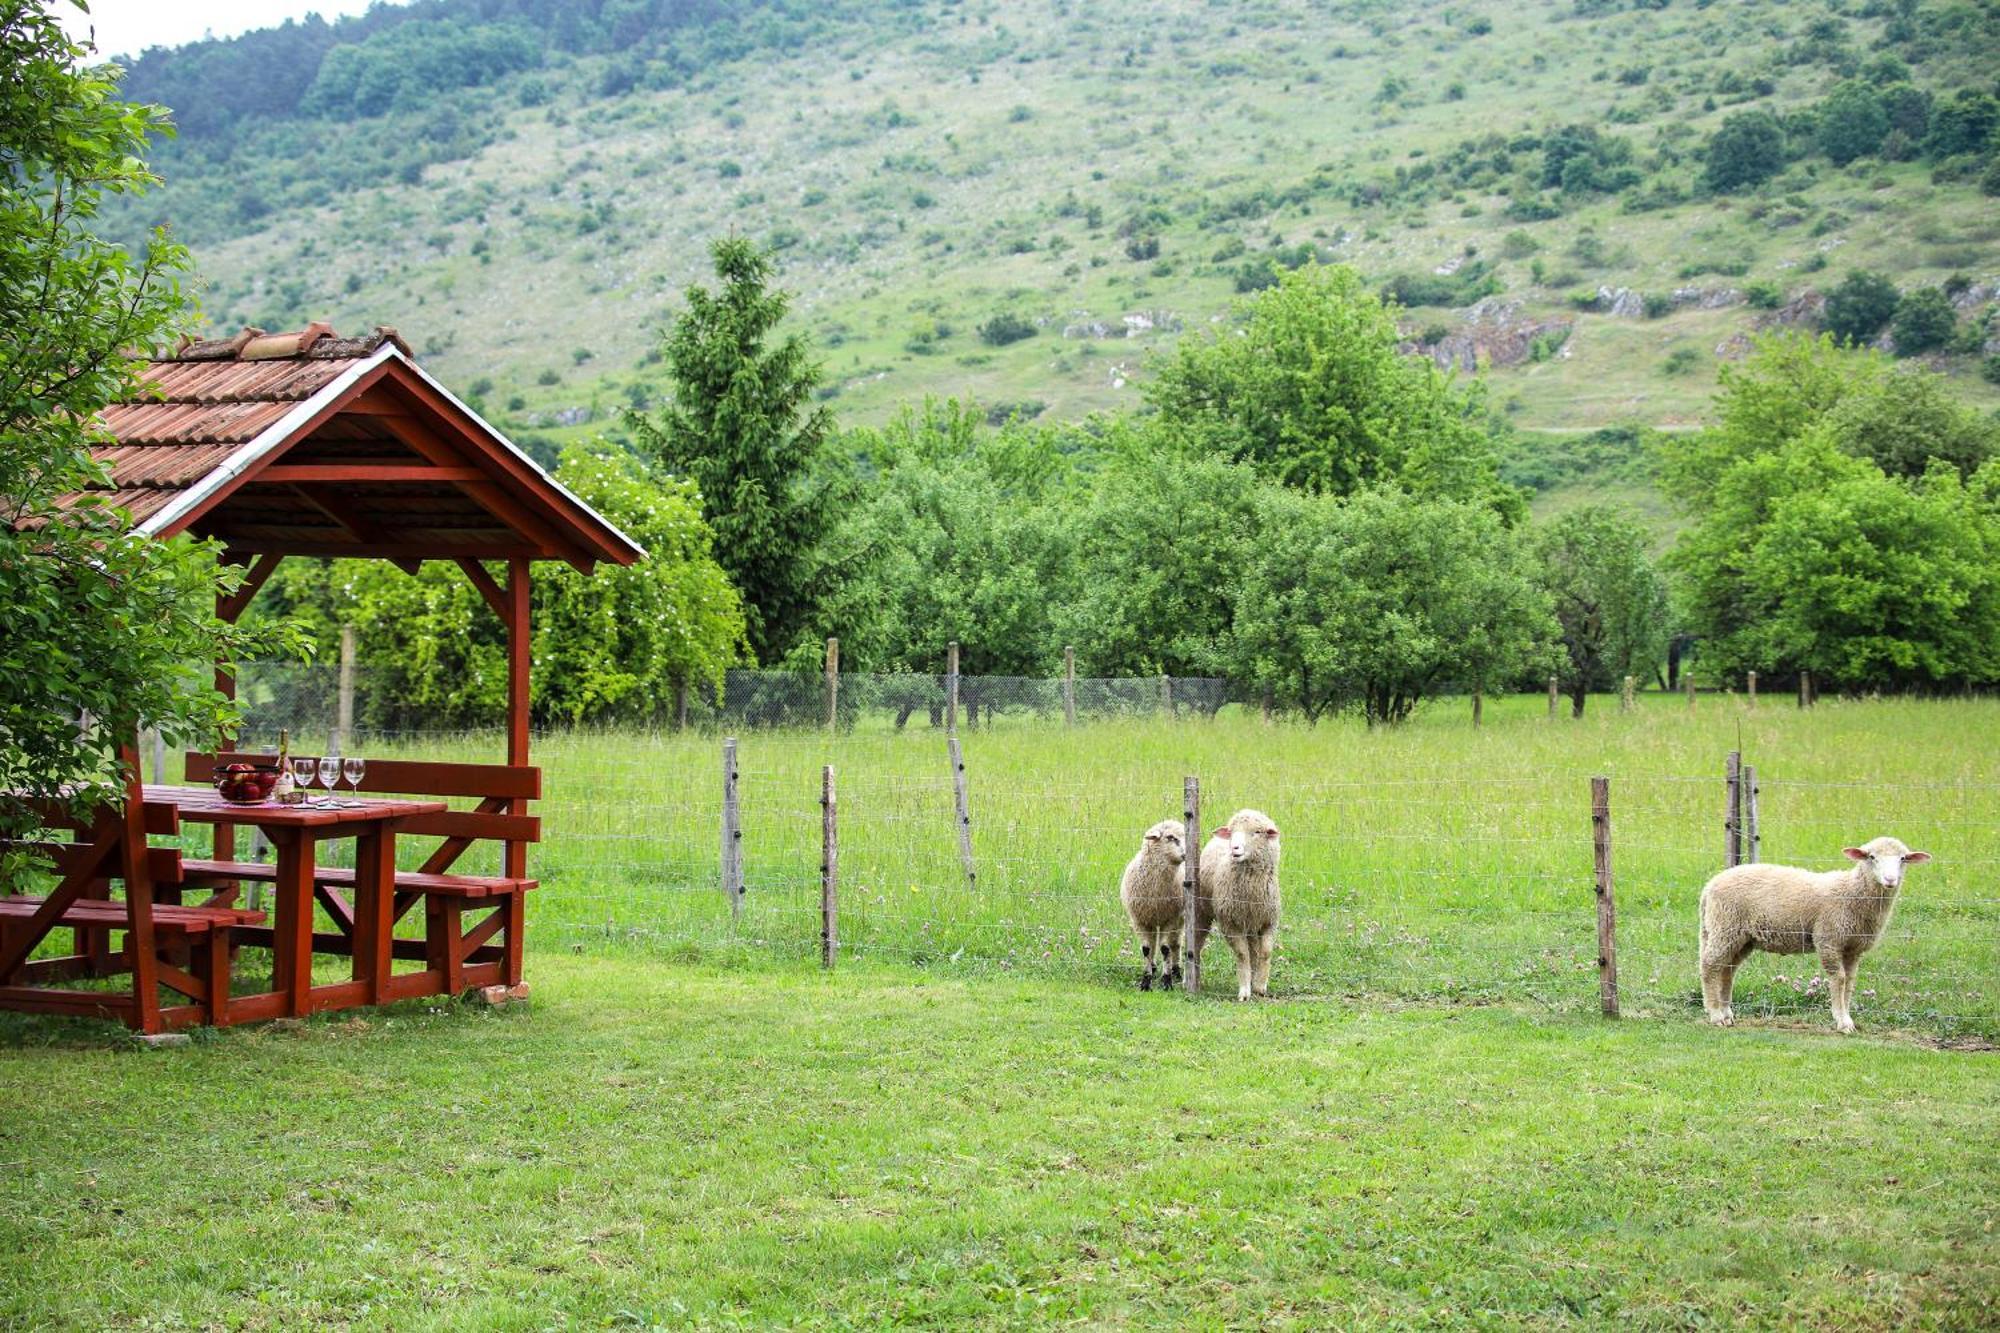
[1189,808,1282,1001]
[1697,835,1931,1033]
[1120,820,1186,991]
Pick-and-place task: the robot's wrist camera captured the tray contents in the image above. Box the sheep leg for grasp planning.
[1700,934,1744,1026]
[1137,937,1154,991]
[1226,929,1254,1002]
[1250,927,1275,997]
[1161,929,1182,988]
[1842,950,1866,1030]
[1818,943,1854,1033]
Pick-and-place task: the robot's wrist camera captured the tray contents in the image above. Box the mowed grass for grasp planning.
[0,955,1994,1329]
[335,690,2000,1040]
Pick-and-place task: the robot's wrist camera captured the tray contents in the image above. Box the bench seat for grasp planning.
[182,859,535,900]
[0,894,265,934]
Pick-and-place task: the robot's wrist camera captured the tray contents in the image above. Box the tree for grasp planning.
[1144,263,1520,516]
[1824,367,1998,481]
[1922,90,1999,159]
[627,236,838,663]
[0,3,289,861]
[1530,507,1670,716]
[244,450,746,729]
[1702,110,1786,191]
[1822,269,1901,346]
[1816,81,1888,166]
[1889,287,1957,356]
[1230,489,1557,724]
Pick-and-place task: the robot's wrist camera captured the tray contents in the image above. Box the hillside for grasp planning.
[108,0,2000,453]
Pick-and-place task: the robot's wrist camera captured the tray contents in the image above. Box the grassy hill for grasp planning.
[112,0,2000,458]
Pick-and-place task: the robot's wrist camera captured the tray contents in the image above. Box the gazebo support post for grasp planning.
[503,557,530,987]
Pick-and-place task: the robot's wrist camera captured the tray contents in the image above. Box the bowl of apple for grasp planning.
[213,762,282,804]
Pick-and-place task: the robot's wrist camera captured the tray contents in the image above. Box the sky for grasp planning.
[55,0,408,59]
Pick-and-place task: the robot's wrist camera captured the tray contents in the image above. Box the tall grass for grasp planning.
[324,691,2000,1038]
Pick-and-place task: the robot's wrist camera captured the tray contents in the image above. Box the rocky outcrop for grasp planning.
[1062,310,1183,339]
[1400,297,1573,372]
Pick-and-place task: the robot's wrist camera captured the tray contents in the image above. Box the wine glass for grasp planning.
[342,755,366,796]
[317,754,341,802]
[292,756,316,799]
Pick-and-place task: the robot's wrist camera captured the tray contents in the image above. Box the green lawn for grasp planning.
[1,955,1994,1329]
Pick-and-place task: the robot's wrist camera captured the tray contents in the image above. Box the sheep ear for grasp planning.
[1211,826,1229,840]
[1266,826,1280,838]
[1904,851,1932,864]
[1144,833,1158,842]
[1842,847,1868,861]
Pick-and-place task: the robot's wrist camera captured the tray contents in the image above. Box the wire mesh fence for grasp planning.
[192,671,2000,1040]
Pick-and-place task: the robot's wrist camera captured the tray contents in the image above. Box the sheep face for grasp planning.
[1842,836,1931,891]
[1142,820,1186,867]
[1212,809,1280,867]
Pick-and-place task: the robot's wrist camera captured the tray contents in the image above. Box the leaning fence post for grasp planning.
[1743,763,1760,864]
[1724,750,1743,867]
[721,737,743,920]
[820,764,838,968]
[946,641,960,733]
[1182,775,1201,995]
[824,637,839,735]
[1591,775,1618,1018]
[947,733,976,889]
[1621,675,1635,712]
[1548,676,1559,719]
[1746,670,1758,708]
[1684,671,1696,710]
[1063,645,1076,726]
[1472,687,1483,728]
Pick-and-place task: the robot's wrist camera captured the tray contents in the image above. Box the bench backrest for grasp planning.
[8,798,183,886]
[183,753,539,873]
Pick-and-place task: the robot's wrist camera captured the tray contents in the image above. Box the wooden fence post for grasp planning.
[1548,676,1559,719]
[1161,674,1173,718]
[1685,671,1696,710]
[1746,670,1758,708]
[1743,763,1760,864]
[821,764,837,969]
[1472,688,1483,728]
[1182,775,1201,995]
[332,623,356,753]
[1725,750,1743,867]
[946,642,960,734]
[674,679,689,731]
[824,637,839,735]
[1592,775,1618,1018]
[721,737,742,920]
[1063,645,1076,727]
[1798,669,1811,709]
[1261,686,1273,725]
[947,733,976,889]
[142,728,166,784]
[1621,675,1635,712]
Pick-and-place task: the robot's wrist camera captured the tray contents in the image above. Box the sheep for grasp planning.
[1697,835,1931,1033]
[1120,820,1186,991]
[1188,808,1282,1001]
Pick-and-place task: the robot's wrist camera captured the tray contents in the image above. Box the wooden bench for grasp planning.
[181,753,539,996]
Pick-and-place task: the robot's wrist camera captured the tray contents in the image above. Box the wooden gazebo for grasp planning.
[1,323,643,1032]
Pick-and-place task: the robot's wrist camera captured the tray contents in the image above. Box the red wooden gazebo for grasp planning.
[2,322,643,1032]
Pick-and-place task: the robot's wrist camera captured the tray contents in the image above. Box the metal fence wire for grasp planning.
[199,670,2000,1041]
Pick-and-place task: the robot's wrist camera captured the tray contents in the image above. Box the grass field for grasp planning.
[225,688,2000,1042]
[1,955,1995,1329]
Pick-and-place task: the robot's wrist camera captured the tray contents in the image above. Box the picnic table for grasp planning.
[149,784,447,1022]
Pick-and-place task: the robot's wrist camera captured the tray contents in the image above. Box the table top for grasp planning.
[142,784,448,828]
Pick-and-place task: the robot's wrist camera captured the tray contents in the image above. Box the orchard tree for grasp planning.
[627,236,840,663]
[1230,488,1557,724]
[1530,506,1670,716]
[0,2,292,860]
[1145,263,1521,517]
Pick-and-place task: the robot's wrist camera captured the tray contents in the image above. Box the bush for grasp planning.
[1642,292,1674,319]
[1983,355,2000,386]
[977,312,1038,347]
[1744,280,1784,309]
[1500,229,1542,260]
[536,368,561,386]
[1890,288,1957,356]
[1703,111,1786,192]
[1663,347,1701,375]
[1125,233,1160,261]
[1823,269,1901,345]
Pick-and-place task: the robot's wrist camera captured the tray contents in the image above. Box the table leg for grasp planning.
[270,828,314,1017]
[353,826,394,1005]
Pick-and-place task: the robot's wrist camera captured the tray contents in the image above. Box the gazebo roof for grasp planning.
[72,322,643,572]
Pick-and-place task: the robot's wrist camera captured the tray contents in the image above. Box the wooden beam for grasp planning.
[506,557,530,772]
[367,402,590,567]
[257,465,485,484]
[456,558,509,621]
[288,486,422,575]
[220,541,535,562]
[218,551,282,623]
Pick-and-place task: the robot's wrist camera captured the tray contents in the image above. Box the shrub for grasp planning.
[536,368,561,386]
[1664,347,1701,375]
[977,312,1038,346]
[1642,292,1674,319]
[1890,288,1957,356]
[1983,355,2000,386]
[1703,111,1786,192]
[717,160,743,178]
[1823,269,1900,344]
[1500,230,1542,259]
[1744,280,1784,309]
[1125,233,1160,261]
